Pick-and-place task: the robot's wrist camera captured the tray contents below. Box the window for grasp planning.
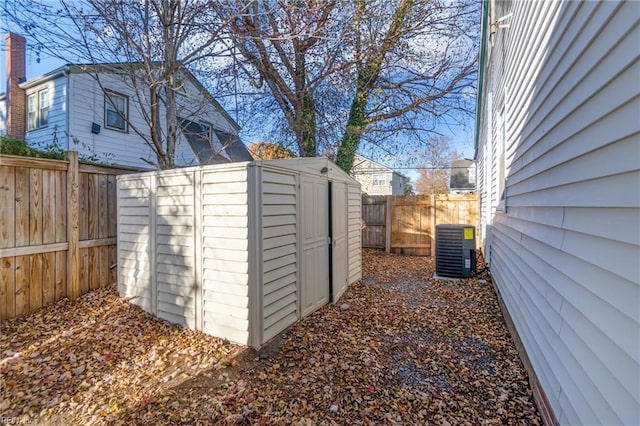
[26,89,49,131]
[38,89,49,127]
[372,174,387,186]
[104,90,128,131]
[200,121,212,142]
[27,94,36,131]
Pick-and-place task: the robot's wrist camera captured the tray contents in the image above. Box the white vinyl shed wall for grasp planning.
[476,1,639,425]
[118,158,361,348]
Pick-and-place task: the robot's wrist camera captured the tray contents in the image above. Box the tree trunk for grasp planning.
[336,73,369,172]
[149,85,168,168]
[160,0,177,169]
[164,77,178,169]
[298,91,317,157]
[336,0,413,173]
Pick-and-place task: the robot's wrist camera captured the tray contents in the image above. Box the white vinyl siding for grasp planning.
[260,167,298,342]
[200,167,250,344]
[477,1,640,425]
[69,73,160,167]
[155,172,197,328]
[347,184,362,284]
[24,78,68,150]
[117,159,361,349]
[117,176,152,312]
[351,155,404,196]
[68,72,237,169]
[118,165,251,345]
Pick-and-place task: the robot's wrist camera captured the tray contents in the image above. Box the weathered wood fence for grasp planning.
[0,153,133,320]
[362,194,479,256]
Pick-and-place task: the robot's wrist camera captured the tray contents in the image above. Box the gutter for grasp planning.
[18,65,71,90]
[473,0,490,159]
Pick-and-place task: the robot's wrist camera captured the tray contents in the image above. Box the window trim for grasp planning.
[104,89,129,132]
[27,93,37,131]
[26,88,49,131]
[200,120,213,143]
[372,173,387,186]
[38,89,49,128]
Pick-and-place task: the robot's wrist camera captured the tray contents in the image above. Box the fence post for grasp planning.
[385,195,392,253]
[66,151,80,300]
[430,195,436,257]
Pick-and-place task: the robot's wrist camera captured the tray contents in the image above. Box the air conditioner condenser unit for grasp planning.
[435,224,477,278]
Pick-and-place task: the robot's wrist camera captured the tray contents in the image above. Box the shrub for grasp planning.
[0,136,66,160]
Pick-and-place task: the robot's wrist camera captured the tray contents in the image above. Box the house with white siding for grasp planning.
[475,1,639,425]
[350,154,407,195]
[1,33,251,169]
[449,159,476,193]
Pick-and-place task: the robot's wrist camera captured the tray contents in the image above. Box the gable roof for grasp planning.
[18,62,241,131]
[352,154,407,179]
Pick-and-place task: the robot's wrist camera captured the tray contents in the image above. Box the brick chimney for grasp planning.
[5,33,27,141]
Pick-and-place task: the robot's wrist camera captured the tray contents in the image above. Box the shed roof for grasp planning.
[259,157,360,186]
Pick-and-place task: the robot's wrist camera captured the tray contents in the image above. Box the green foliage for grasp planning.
[0,127,114,166]
[0,136,65,160]
[71,136,115,165]
[404,179,414,195]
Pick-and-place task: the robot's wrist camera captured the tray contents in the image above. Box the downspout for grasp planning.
[473,0,490,159]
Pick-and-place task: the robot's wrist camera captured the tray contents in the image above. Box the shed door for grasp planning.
[331,181,348,301]
[300,175,330,317]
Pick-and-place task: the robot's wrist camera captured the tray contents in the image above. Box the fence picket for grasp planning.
[362,193,479,256]
[0,153,131,320]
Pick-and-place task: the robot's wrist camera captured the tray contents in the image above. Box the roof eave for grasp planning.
[473,0,490,159]
[19,65,72,90]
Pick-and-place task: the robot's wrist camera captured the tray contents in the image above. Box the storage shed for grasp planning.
[117,158,362,348]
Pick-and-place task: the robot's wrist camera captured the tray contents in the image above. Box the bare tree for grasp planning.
[214,0,348,157]
[215,0,478,172]
[3,0,236,169]
[414,135,461,195]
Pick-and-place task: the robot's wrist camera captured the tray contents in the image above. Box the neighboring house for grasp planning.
[1,33,251,169]
[449,159,476,193]
[475,1,639,426]
[350,154,407,196]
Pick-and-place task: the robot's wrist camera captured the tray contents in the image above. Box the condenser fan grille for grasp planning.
[435,225,476,278]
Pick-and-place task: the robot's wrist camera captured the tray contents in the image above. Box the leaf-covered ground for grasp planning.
[1,249,541,425]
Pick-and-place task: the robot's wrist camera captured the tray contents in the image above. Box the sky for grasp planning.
[1,35,477,185]
[1,36,66,82]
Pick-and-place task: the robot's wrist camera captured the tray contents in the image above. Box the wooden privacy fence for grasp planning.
[0,153,133,320]
[362,194,479,256]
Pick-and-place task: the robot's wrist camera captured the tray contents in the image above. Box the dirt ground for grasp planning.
[1,249,541,425]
